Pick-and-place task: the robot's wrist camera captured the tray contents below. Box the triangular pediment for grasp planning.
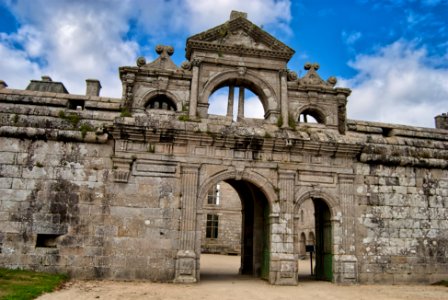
[186,14,295,60]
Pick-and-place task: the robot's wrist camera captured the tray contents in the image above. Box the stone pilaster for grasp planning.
[270,170,297,285]
[279,69,289,128]
[174,164,200,283]
[188,59,201,118]
[123,73,135,109]
[337,174,358,283]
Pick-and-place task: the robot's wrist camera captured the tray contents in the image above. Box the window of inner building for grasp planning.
[208,86,264,120]
[146,95,176,111]
[206,214,219,239]
[207,184,220,205]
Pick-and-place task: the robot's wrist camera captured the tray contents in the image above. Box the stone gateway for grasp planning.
[0,11,447,285]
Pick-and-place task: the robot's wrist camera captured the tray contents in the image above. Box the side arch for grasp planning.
[294,190,341,282]
[294,190,341,219]
[295,105,328,125]
[199,70,279,116]
[134,89,181,111]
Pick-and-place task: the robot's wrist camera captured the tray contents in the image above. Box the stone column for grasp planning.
[188,59,201,119]
[271,170,297,285]
[237,86,245,121]
[174,164,200,283]
[279,70,289,128]
[337,174,358,283]
[226,85,235,119]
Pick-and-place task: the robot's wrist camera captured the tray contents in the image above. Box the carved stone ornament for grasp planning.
[136,56,146,67]
[191,58,202,68]
[139,45,179,71]
[327,76,337,86]
[237,66,247,76]
[299,62,336,88]
[181,61,192,70]
[287,70,298,81]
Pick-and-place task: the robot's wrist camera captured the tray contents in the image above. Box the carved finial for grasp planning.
[166,46,174,56]
[300,62,336,88]
[155,45,174,57]
[136,56,146,67]
[181,61,191,70]
[287,70,298,81]
[230,10,247,20]
[327,76,337,86]
[155,45,164,54]
[304,63,319,71]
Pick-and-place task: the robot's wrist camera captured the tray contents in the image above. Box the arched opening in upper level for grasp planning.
[208,81,265,120]
[298,107,326,124]
[201,70,278,122]
[145,94,177,111]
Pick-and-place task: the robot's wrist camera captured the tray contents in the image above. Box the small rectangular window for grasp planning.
[36,234,60,248]
[206,214,219,239]
[68,99,85,110]
[207,184,220,205]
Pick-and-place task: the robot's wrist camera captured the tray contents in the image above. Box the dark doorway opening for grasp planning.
[313,198,332,281]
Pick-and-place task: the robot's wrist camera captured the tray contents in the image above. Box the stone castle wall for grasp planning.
[0,11,447,285]
[355,164,448,283]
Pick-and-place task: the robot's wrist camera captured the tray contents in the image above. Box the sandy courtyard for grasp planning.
[38,254,447,300]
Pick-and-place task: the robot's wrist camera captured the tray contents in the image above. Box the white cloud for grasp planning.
[208,89,229,116]
[244,96,264,119]
[1,0,292,97]
[342,31,362,45]
[0,39,41,89]
[184,0,291,34]
[340,40,448,128]
[134,0,292,36]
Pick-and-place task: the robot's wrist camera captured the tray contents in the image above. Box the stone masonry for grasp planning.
[0,11,447,285]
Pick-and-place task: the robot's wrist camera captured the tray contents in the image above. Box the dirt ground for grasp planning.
[38,254,447,300]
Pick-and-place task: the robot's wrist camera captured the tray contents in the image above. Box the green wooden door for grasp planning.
[314,199,332,281]
[260,201,270,280]
[322,211,332,281]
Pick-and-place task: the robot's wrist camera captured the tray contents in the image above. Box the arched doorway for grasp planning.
[198,175,272,281]
[294,194,335,282]
[299,232,306,258]
[313,198,332,281]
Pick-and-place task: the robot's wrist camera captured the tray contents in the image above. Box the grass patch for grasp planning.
[120,108,132,117]
[432,280,448,287]
[0,268,68,300]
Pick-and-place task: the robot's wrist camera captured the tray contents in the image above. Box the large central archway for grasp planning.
[197,170,276,281]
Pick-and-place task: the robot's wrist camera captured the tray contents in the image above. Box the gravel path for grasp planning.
[37,254,447,300]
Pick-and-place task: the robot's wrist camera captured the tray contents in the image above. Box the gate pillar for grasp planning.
[270,170,297,285]
[174,164,200,283]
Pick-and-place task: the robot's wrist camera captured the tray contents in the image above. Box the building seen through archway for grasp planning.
[201,179,270,279]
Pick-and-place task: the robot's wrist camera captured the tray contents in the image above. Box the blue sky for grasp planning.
[0,0,447,127]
